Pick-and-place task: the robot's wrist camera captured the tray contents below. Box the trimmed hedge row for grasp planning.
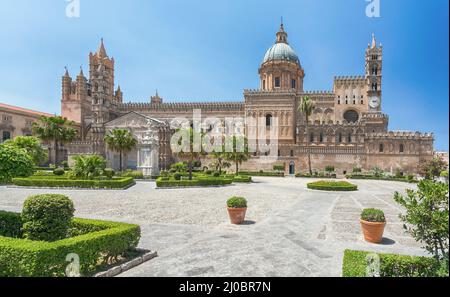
[0,214,141,277]
[233,175,253,183]
[346,174,417,183]
[307,181,358,191]
[11,177,135,189]
[342,250,443,277]
[156,177,233,188]
[239,171,285,177]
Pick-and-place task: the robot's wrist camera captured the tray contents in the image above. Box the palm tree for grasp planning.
[104,129,138,172]
[298,96,315,175]
[225,136,251,175]
[32,116,77,165]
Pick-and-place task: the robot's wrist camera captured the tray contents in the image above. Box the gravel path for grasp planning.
[0,177,426,277]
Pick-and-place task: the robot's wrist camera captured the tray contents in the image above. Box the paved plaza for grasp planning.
[0,178,427,277]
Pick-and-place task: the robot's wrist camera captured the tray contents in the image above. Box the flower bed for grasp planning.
[307,180,358,191]
[342,250,444,277]
[156,176,233,188]
[239,171,285,177]
[0,211,141,277]
[11,176,135,189]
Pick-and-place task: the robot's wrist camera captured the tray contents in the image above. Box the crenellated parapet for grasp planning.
[119,101,245,112]
[366,131,434,141]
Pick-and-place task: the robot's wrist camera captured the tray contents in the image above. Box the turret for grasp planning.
[62,67,72,101]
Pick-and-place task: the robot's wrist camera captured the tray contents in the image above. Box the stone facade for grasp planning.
[61,24,435,175]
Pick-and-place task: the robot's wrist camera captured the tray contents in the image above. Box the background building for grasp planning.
[58,23,435,175]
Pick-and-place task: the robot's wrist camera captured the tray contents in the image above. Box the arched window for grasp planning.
[348,133,352,143]
[379,144,384,153]
[400,144,404,153]
[372,83,378,91]
[310,133,314,143]
[319,133,324,143]
[266,114,273,127]
[372,66,378,75]
[338,133,343,143]
[94,83,99,92]
[262,80,266,90]
[290,150,294,157]
[291,79,296,89]
[344,110,359,123]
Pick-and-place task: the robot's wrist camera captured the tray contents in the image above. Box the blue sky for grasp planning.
[0,0,448,150]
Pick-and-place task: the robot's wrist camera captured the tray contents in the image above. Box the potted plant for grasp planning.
[360,208,386,243]
[227,197,247,225]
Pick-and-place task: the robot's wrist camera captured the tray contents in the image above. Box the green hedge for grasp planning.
[342,250,442,277]
[11,177,135,189]
[0,211,23,238]
[296,173,337,179]
[307,181,358,191]
[233,175,252,183]
[0,214,141,277]
[239,171,285,177]
[346,174,417,183]
[156,177,233,188]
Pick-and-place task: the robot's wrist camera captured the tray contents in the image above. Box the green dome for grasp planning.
[263,42,300,64]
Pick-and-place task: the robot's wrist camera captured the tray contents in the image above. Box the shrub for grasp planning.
[72,155,106,179]
[273,164,285,172]
[103,168,115,179]
[342,250,445,277]
[394,169,404,178]
[173,173,182,180]
[307,181,358,191]
[206,170,213,175]
[192,160,202,168]
[441,170,449,178]
[60,160,69,168]
[372,167,383,177]
[418,157,448,180]
[0,214,140,277]
[0,144,35,183]
[2,136,48,165]
[12,176,134,189]
[227,197,247,209]
[394,180,449,263]
[0,211,23,238]
[325,166,335,173]
[361,208,386,223]
[160,170,169,177]
[121,170,144,179]
[213,171,221,177]
[353,167,362,173]
[171,162,188,173]
[22,194,75,242]
[53,167,65,176]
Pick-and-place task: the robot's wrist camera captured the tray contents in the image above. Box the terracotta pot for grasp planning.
[227,208,247,225]
[360,219,386,243]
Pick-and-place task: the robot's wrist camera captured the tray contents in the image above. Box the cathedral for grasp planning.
[61,23,434,176]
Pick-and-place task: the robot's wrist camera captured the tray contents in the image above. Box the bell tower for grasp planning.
[365,33,383,112]
[89,38,116,155]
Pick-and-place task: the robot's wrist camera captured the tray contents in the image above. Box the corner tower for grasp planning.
[365,34,383,112]
[259,22,305,92]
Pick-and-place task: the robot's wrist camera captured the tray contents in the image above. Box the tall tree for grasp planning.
[32,116,77,165]
[298,96,315,175]
[224,136,251,175]
[104,129,138,172]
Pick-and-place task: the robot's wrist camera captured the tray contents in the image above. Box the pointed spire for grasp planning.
[97,38,108,58]
[78,66,84,77]
[117,85,121,92]
[371,33,377,49]
[64,66,70,77]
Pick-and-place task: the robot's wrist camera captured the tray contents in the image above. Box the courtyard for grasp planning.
[0,177,426,277]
